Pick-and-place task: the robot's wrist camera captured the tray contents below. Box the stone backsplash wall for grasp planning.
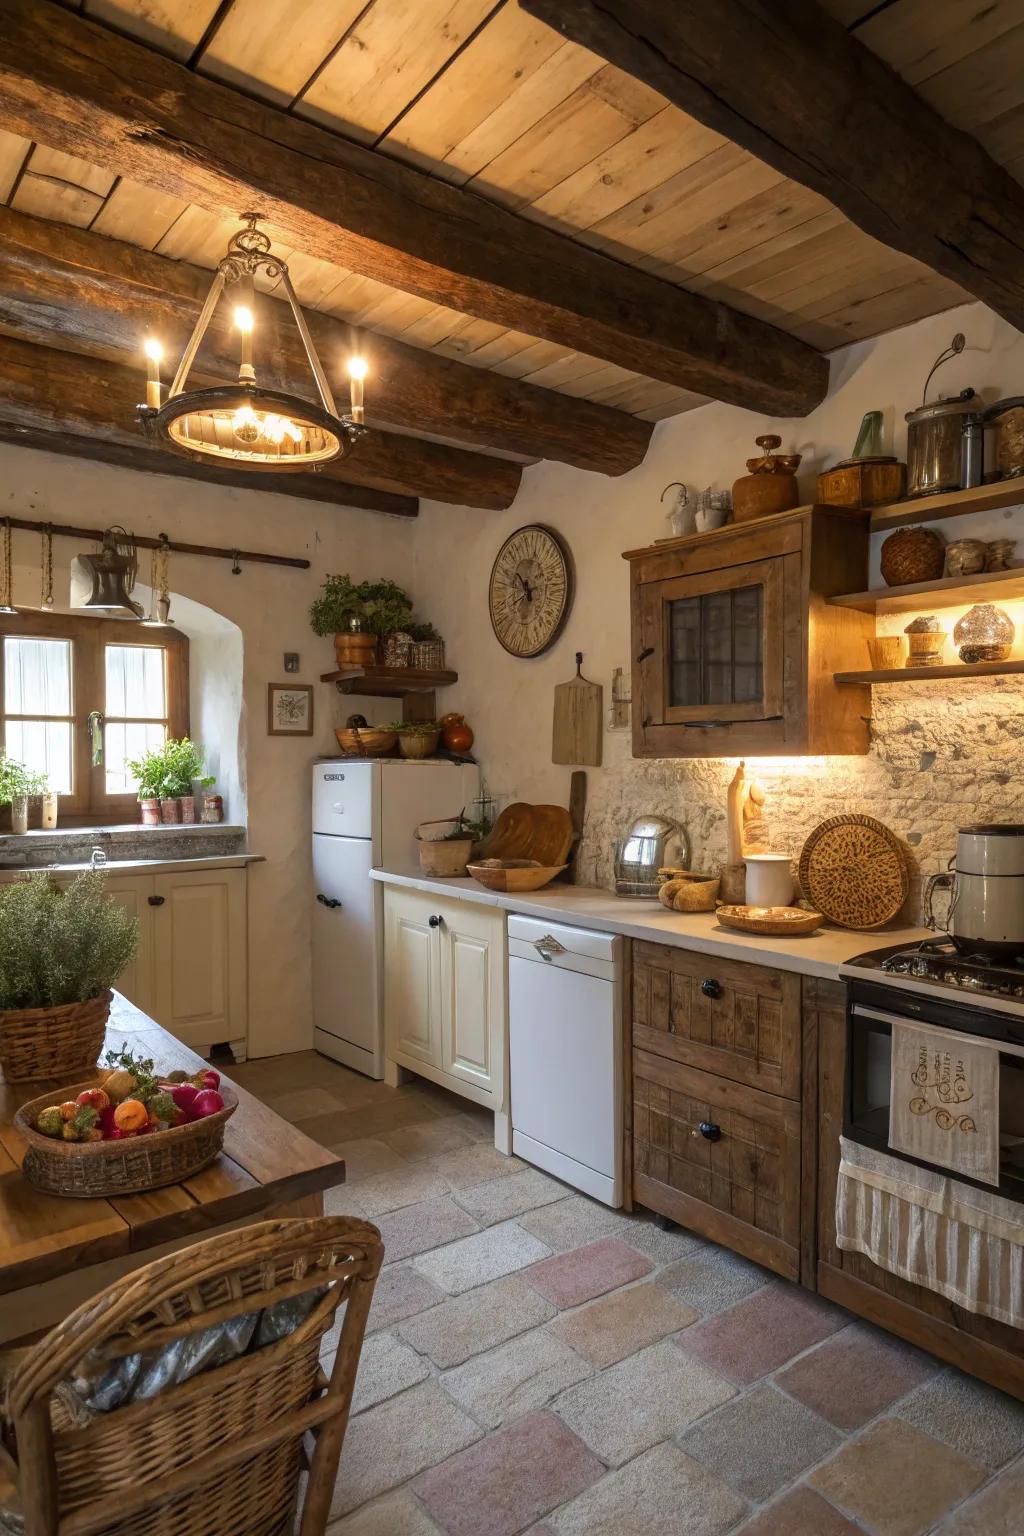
[575,676,1024,922]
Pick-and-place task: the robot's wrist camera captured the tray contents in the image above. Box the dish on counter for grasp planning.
[716,904,824,936]
[467,858,566,893]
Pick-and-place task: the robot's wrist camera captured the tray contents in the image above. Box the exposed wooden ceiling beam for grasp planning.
[0,0,829,418]
[0,321,519,509]
[0,207,651,479]
[0,332,424,516]
[520,0,1024,333]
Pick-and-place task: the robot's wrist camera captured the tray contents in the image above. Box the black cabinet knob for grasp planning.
[147,894,165,906]
[428,914,442,928]
[698,1121,722,1142]
[700,977,722,999]
[316,894,342,909]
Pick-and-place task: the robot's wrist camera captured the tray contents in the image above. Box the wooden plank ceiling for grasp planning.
[0,0,989,461]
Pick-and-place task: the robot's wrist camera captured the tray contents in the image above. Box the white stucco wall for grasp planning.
[4,295,1024,1056]
[0,449,414,1056]
[412,299,1024,908]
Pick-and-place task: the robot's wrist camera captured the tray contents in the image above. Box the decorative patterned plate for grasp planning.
[716,905,823,936]
[799,814,909,930]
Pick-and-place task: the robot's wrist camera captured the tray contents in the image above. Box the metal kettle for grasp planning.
[614,815,689,898]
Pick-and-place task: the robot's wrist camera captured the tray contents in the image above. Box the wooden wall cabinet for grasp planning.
[383,886,506,1111]
[623,505,872,757]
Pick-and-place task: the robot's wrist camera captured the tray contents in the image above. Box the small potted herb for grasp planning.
[310,574,415,668]
[415,811,476,877]
[0,753,48,835]
[0,870,138,1081]
[126,738,212,825]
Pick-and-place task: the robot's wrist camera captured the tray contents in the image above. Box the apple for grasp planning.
[192,1089,225,1118]
[170,1083,200,1114]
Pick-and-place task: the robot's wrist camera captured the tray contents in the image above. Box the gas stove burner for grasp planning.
[874,942,1024,1001]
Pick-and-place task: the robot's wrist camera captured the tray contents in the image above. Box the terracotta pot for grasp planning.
[160,797,180,824]
[179,795,196,825]
[334,632,378,667]
[731,434,801,523]
[140,797,160,826]
[201,793,223,824]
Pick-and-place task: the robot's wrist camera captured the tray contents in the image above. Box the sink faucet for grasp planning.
[90,847,107,870]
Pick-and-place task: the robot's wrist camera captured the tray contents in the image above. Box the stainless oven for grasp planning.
[845,978,1024,1202]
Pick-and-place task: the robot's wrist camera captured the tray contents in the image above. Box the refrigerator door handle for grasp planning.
[316,894,342,909]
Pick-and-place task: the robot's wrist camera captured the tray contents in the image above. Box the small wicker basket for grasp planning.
[411,638,445,670]
[15,1078,238,1198]
[0,990,112,1083]
[398,728,441,759]
[382,631,413,668]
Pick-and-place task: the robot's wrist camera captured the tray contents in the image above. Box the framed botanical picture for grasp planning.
[267,682,313,736]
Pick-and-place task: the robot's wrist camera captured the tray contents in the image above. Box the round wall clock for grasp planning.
[489,523,574,658]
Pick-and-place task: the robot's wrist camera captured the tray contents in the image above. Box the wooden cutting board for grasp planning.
[475,803,575,867]
[552,652,602,766]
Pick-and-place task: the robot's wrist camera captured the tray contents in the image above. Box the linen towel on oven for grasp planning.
[889,1018,1001,1187]
[836,1135,1024,1327]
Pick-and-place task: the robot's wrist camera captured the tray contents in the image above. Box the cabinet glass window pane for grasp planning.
[4,720,72,793]
[4,637,71,715]
[105,645,166,719]
[668,585,763,708]
[105,720,167,796]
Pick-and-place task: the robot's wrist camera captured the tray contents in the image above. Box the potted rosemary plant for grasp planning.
[0,871,138,1081]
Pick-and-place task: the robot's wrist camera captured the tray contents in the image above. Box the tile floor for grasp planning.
[231,1049,1024,1536]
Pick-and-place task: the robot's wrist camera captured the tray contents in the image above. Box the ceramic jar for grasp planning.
[9,793,28,836]
[731,435,801,523]
[743,853,794,907]
[40,791,58,830]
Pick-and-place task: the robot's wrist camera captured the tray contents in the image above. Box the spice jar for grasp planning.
[904,614,947,668]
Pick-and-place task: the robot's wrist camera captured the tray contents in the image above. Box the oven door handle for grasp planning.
[851,1003,1024,1060]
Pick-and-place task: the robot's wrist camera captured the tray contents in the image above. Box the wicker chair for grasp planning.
[0,1215,384,1536]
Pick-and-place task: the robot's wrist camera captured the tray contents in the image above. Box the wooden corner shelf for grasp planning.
[834,659,1024,685]
[827,565,1024,615]
[319,664,458,697]
[869,480,1024,531]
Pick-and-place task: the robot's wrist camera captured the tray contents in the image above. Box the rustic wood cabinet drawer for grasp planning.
[632,940,801,1099]
[632,1047,801,1280]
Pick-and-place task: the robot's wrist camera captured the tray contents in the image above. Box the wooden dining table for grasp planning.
[0,993,346,1343]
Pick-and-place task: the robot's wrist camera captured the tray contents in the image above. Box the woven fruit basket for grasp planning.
[15,1079,238,1198]
[0,989,111,1083]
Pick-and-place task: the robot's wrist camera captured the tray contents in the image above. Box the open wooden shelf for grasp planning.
[827,565,1024,615]
[869,480,1024,531]
[835,659,1024,685]
[319,664,459,697]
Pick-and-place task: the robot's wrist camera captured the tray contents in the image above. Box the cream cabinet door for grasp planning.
[102,874,157,1017]
[151,868,247,1053]
[384,887,441,1069]
[436,897,506,1102]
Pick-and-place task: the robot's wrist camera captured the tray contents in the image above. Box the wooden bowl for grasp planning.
[15,1079,238,1198]
[467,859,566,893]
[716,905,824,936]
[334,727,397,757]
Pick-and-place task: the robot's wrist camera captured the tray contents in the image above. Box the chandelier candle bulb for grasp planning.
[142,339,163,410]
[234,305,255,380]
[348,356,367,426]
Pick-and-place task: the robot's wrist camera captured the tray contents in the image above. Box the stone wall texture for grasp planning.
[575,675,1024,923]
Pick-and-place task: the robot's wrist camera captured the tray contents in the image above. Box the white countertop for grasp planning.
[0,853,263,879]
[370,868,931,981]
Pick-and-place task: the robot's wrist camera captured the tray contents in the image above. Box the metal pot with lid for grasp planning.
[905,333,979,498]
[925,824,1024,956]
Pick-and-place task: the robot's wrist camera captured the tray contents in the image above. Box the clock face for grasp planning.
[489,524,573,658]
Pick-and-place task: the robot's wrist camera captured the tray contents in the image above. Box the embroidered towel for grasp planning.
[889,1018,1001,1187]
[836,1136,1024,1327]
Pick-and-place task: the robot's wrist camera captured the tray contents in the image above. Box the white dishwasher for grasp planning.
[508,914,623,1207]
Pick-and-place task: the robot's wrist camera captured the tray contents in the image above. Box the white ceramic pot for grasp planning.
[743,853,794,907]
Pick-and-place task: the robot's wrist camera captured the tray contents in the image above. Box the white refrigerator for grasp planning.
[312,758,478,1077]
